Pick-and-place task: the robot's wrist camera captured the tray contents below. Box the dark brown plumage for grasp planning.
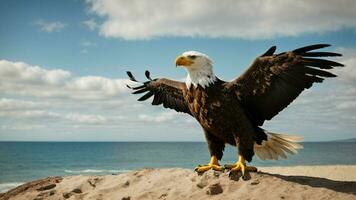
[127,44,343,172]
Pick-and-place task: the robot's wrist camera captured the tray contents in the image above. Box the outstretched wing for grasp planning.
[126,71,191,115]
[224,44,343,126]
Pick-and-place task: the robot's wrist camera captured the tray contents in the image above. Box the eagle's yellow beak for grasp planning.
[175,55,193,67]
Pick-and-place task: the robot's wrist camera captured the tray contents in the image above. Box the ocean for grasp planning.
[0,141,355,192]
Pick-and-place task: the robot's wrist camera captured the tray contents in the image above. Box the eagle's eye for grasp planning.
[188,55,197,59]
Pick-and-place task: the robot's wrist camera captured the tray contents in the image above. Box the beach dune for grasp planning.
[1,165,355,200]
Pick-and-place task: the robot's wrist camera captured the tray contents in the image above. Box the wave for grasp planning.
[0,182,24,193]
[64,169,131,174]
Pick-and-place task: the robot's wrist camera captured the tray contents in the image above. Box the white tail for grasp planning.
[254,131,303,160]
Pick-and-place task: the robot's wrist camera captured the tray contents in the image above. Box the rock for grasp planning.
[196,174,209,189]
[196,180,208,189]
[213,171,223,177]
[121,196,130,200]
[206,182,223,195]
[63,192,71,199]
[37,190,55,198]
[62,187,82,199]
[87,179,96,188]
[250,180,260,185]
[36,184,56,191]
[87,177,103,189]
[71,188,82,194]
[122,180,130,188]
[0,177,61,200]
[159,193,167,199]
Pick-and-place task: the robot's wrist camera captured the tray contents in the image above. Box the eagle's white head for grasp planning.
[175,51,216,89]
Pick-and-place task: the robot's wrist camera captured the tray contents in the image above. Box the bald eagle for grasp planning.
[126,44,343,176]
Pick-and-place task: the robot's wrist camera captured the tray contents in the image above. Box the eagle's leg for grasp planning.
[224,155,257,176]
[194,155,223,173]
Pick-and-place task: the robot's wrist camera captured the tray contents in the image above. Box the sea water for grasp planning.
[0,141,355,192]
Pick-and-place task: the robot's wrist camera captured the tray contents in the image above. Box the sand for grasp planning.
[1,165,355,200]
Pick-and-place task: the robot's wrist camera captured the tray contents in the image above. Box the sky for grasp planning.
[0,0,356,142]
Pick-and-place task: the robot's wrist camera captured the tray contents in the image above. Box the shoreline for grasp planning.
[1,165,355,200]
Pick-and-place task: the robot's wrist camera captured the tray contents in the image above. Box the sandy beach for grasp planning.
[1,165,355,200]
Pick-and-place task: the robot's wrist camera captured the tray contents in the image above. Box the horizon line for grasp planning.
[0,139,355,143]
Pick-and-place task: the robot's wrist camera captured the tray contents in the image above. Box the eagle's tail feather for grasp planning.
[254,131,303,160]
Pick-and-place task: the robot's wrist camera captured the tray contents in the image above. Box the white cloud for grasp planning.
[0,60,71,85]
[0,60,130,100]
[0,110,60,120]
[0,98,53,112]
[0,109,108,124]
[138,111,177,123]
[0,60,156,135]
[80,40,96,54]
[62,113,108,124]
[337,101,356,110]
[83,18,98,30]
[1,124,46,131]
[86,0,356,40]
[69,76,127,95]
[80,40,96,47]
[33,19,66,33]
[332,48,356,84]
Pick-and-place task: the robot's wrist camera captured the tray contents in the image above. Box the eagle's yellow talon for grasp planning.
[211,165,223,171]
[225,155,257,176]
[195,155,223,173]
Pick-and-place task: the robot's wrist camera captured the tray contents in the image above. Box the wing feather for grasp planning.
[292,44,331,53]
[225,44,343,125]
[301,52,342,57]
[127,71,191,115]
[137,91,154,101]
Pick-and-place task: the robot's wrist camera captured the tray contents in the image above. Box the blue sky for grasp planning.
[1,0,356,141]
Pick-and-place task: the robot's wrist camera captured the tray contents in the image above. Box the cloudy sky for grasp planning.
[0,0,356,141]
